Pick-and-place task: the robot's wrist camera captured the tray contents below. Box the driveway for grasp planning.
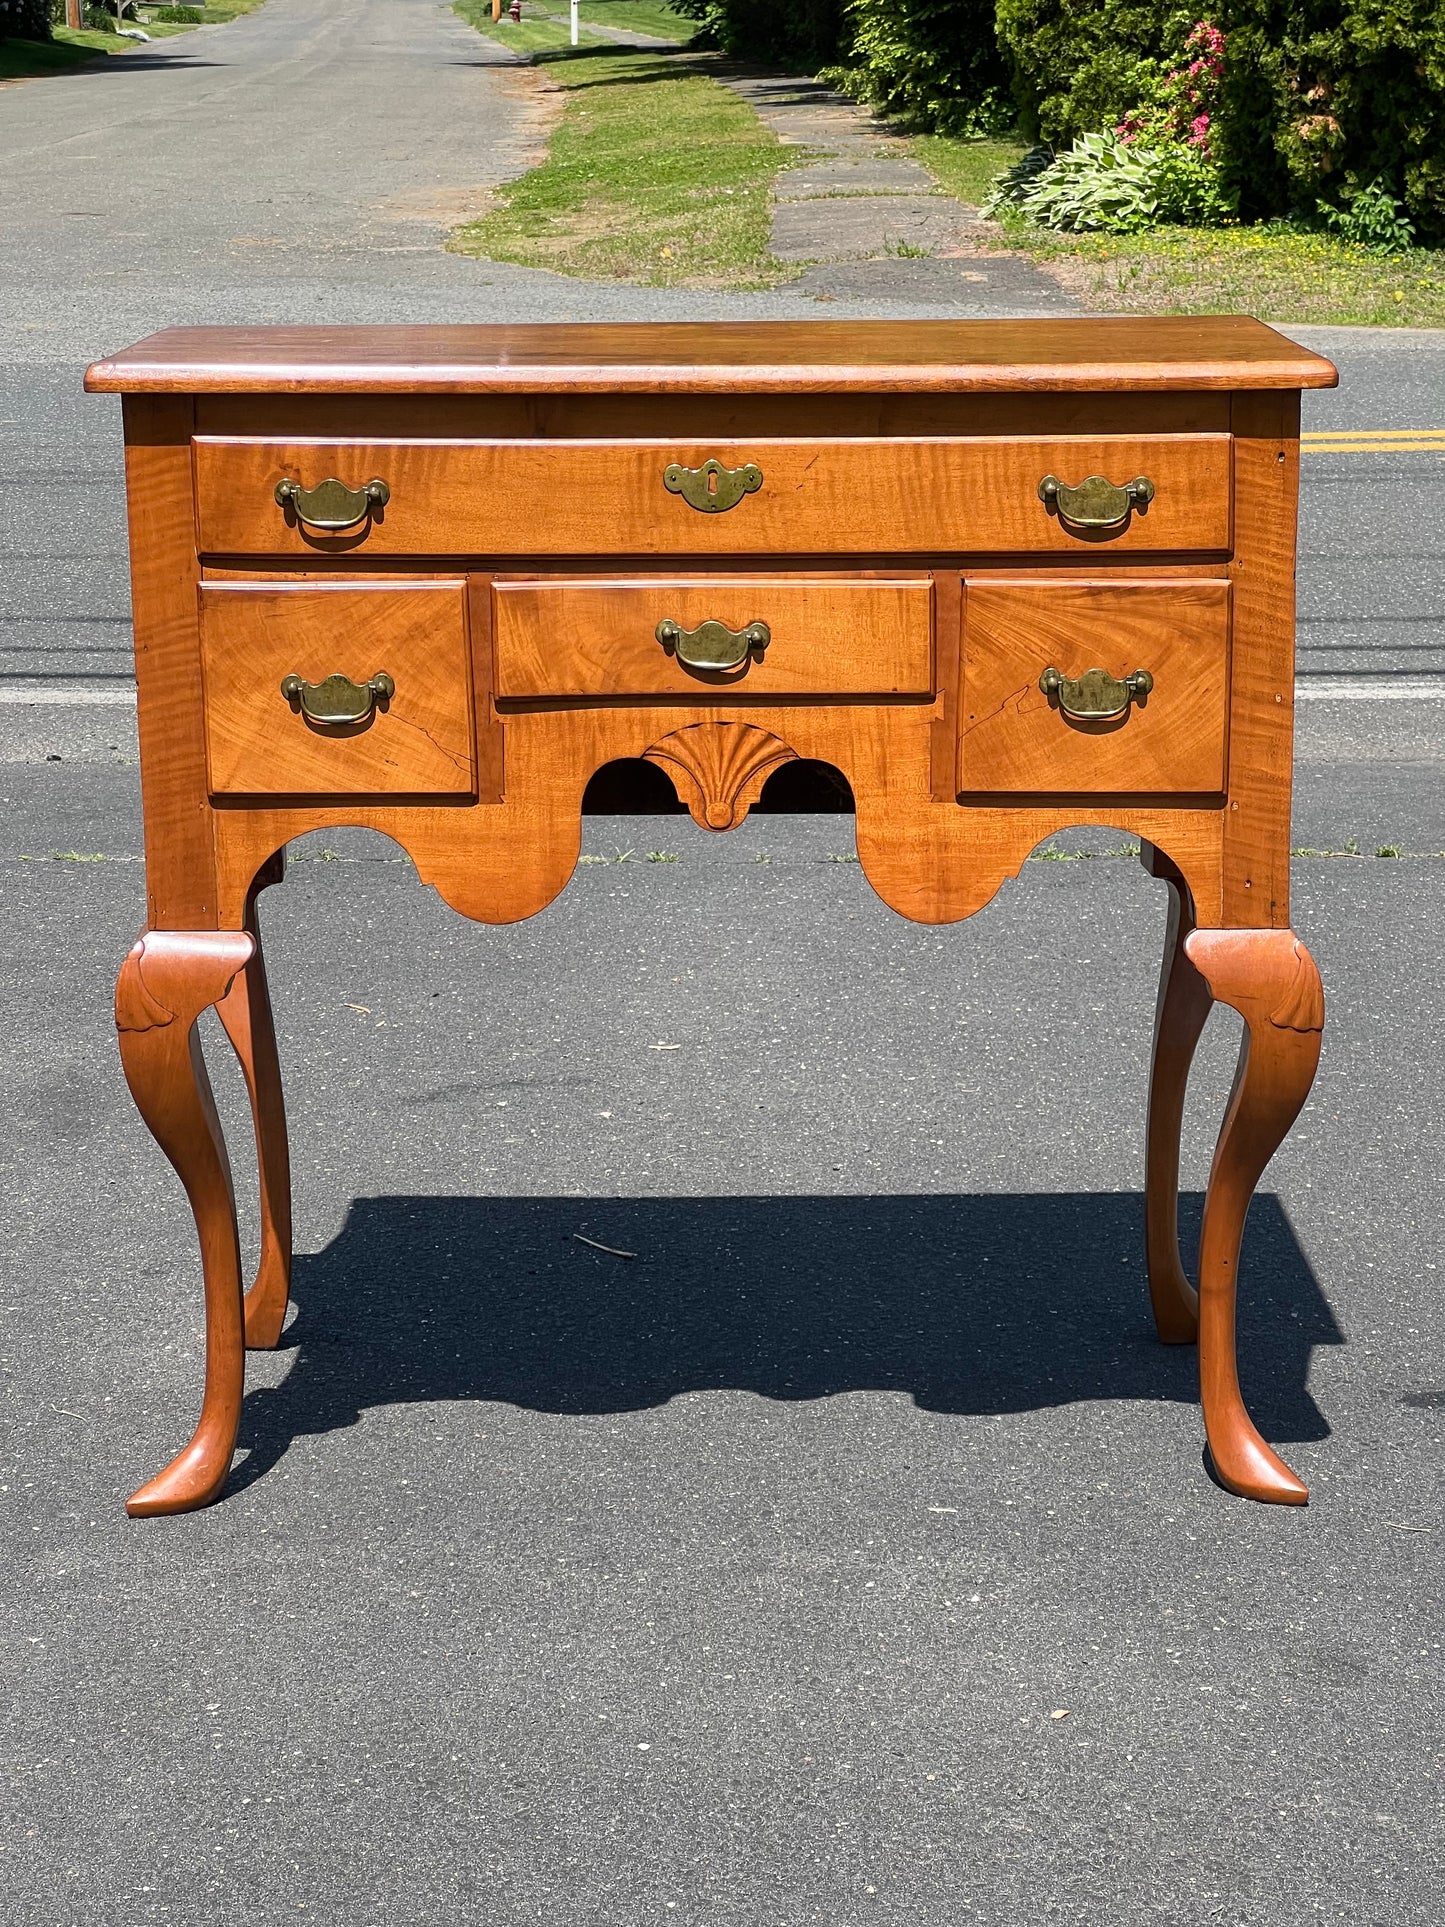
[1,6,1442,1923]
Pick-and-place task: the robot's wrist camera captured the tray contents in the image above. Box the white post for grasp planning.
[570,0,578,44]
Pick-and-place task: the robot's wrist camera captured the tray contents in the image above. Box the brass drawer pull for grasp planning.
[656,617,770,675]
[663,458,763,513]
[274,475,390,532]
[1039,665,1153,721]
[281,670,395,727]
[1038,472,1154,530]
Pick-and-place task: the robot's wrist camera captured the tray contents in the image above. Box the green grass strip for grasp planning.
[1,4,265,80]
[918,130,1445,329]
[449,43,800,289]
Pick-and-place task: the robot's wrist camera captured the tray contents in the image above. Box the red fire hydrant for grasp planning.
[509,0,521,17]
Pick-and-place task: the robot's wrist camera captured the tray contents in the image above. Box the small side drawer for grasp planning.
[492,576,934,700]
[959,579,1230,795]
[197,581,475,797]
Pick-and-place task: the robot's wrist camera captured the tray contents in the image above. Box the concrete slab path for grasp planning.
[726,73,1077,313]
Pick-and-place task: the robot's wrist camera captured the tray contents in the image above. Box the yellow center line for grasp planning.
[1303,428,1445,438]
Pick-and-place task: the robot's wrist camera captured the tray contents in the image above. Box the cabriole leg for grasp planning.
[216,857,292,1349]
[1143,851,1212,1343]
[116,929,256,1517]
[1183,928,1324,1506]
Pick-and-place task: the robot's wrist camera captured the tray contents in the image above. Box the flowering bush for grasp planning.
[996,0,1445,244]
[1116,22,1226,160]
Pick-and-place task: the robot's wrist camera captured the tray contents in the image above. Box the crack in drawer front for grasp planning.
[959,579,1231,796]
[492,576,934,701]
[193,436,1233,556]
[198,581,476,798]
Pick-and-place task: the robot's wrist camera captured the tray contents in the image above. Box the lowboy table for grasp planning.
[87,318,1338,1514]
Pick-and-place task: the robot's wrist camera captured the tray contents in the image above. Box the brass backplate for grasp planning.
[662,458,763,514]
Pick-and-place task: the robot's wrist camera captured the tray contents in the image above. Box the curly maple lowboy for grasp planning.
[86,318,1338,1515]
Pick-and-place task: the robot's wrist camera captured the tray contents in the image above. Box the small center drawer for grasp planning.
[198,581,476,797]
[192,435,1232,557]
[959,578,1231,795]
[492,576,934,700]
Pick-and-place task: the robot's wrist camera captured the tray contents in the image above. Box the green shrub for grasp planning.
[670,0,843,64]
[154,3,204,16]
[995,2,1445,244]
[1,0,55,37]
[1319,178,1416,252]
[832,0,1012,133]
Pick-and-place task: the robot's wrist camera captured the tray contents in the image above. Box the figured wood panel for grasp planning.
[960,579,1231,795]
[1220,392,1300,926]
[121,395,219,928]
[198,582,475,796]
[193,435,1232,558]
[85,318,1339,394]
[492,576,933,700]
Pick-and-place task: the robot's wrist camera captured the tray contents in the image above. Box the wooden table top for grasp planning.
[84,317,1338,396]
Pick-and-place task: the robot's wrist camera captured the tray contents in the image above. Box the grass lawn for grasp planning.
[453,3,606,56]
[987,216,1445,329]
[919,132,1445,328]
[912,134,1028,208]
[449,45,801,289]
[569,0,695,35]
[459,0,693,49]
[1,3,265,80]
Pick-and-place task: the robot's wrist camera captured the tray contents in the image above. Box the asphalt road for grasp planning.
[1,5,1443,1924]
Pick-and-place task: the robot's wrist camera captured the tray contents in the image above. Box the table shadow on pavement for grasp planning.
[231,1192,1339,1492]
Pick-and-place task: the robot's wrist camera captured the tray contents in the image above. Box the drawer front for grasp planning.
[198,581,475,797]
[193,436,1232,557]
[492,576,933,700]
[959,579,1230,795]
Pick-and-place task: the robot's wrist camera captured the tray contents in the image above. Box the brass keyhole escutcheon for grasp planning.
[662,458,763,514]
[281,670,395,728]
[656,617,771,676]
[1039,665,1153,722]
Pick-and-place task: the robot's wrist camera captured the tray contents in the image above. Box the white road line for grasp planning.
[1296,678,1445,701]
[0,687,138,705]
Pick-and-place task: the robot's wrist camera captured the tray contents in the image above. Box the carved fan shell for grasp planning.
[643,722,798,831]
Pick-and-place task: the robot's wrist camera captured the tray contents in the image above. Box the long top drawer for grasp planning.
[192,435,1233,557]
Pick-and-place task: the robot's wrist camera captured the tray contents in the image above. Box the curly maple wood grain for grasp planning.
[193,436,1232,560]
[215,859,292,1350]
[117,929,256,1516]
[1183,927,1324,1505]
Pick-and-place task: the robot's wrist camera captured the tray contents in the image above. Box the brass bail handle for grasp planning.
[274,475,391,532]
[1038,472,1155,530]
[656,617,771,675]
[1039,665,1153,722]
[281,670,395,727]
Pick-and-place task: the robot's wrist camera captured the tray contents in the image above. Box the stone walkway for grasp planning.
[725,74,1077,312]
